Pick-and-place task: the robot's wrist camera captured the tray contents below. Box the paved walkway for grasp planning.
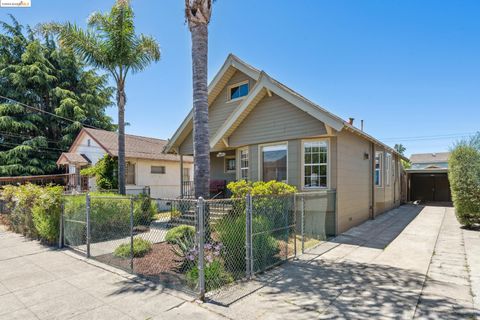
[1,205,478,319]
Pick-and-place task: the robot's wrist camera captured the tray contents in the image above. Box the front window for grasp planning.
[239,148,249,180]
[375,152,383,187]
[225,157,236,172]
[151,166,166,174]
[126,162,135,185]
[262,144,287,182]
[303,140,328,188]
[229,81,249,100]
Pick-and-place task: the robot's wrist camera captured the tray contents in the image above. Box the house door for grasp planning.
[410,173,451,202]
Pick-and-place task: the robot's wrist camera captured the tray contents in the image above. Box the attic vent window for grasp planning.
[229,81,249,101]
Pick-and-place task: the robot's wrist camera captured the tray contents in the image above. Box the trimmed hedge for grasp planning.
[449,144,480,227]
[1,184,63,244]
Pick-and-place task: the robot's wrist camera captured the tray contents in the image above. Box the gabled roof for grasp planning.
[410,152,450,164]
[165,54,408,161]
[67,128,192,162]
[56,153,90,166]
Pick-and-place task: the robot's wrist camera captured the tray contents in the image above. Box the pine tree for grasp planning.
[0,15,114,176]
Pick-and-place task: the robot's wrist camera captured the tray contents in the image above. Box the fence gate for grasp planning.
[62,194,88,253]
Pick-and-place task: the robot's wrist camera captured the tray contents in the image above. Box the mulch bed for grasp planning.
[95,242,188,288]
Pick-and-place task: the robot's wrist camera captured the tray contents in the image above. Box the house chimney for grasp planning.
[348,117,355,125]
[361,120,364,131]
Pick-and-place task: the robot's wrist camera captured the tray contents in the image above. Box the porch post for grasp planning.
[180,155,184,198]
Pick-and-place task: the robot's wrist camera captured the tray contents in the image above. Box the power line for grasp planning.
[0,94,104,130]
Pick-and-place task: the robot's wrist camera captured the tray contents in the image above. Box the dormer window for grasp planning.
[229,81,249,101]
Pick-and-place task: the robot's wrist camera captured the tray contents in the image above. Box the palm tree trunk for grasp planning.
[191,23,210,199]
[117,86,126,195]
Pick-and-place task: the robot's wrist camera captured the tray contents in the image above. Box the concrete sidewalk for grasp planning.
[0,229,221,320]
[202,205,478,319]
[1,205,478,319]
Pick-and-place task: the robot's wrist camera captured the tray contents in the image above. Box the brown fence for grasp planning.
[0,173,80,190]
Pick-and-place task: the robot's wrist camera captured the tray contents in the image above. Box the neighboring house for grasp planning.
[165,54,408,233]
[57,128,193,198]
[407,152,452,202]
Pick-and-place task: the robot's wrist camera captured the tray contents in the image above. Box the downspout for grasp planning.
[370,142,375,219]
[180,155,184,199]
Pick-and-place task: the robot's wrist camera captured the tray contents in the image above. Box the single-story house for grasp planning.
[165,54,408,233]
[57,128,193,198]
[407,152,451,202]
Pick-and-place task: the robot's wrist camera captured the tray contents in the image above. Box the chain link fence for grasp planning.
[61,190,336,301]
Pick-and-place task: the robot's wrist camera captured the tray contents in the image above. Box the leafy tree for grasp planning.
[80,154,118,190]
[49,0,160,194]
[0,15,114,176]
[394,144,406,156]
[449,139,480,228]
[185,0,212,198]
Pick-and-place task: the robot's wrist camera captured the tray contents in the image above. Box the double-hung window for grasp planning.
[303,140,328,188]
[239,148,249,180]
[126,162,135,185]
[375,152,383,187]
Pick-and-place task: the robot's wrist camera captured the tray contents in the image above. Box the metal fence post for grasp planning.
[245,193,252,278]
[58,202,64,249]
[86,192,91,258]
[293,194,297,258]
[130,198,134,273]
[197,197,205,301]
[301,195,305,254]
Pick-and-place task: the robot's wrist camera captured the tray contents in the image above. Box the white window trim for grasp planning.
[237,147,249,180]
[375,151,383,188]
[224,155,236,173]
[385,153,392,186]
[151,165,166,174]
[226,80,249,103]
[301,138,331,190]
[258,141,289,184]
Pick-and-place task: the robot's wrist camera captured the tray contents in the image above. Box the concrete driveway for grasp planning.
[0,204,478,319]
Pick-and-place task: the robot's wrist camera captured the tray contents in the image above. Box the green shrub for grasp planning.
[215,212,280,276]
[133,194,156,226]
[32,186,63,244]
[449,144,480,227]
[165,225,195,244]
[80,155,118,190]
[1,184,43,238]
[227,180,297,198]
[186,260,234,291]
[113,238,152,258]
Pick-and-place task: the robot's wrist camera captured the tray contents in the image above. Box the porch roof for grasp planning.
[56,153,91,166]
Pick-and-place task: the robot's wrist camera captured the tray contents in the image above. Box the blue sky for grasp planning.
[2,0,479,157]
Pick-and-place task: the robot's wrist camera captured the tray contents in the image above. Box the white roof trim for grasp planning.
[165,54,261,153]
[210,74,344,149]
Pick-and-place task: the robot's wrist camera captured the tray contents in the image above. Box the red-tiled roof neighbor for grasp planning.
[82,128,193,162]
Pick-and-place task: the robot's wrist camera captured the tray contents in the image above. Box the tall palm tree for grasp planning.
[185,0,212,199]
[51,0,160,194]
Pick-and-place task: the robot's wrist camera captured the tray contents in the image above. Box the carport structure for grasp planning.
[407,152,452,203]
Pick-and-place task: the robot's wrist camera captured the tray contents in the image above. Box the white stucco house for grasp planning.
[56,128,193,198]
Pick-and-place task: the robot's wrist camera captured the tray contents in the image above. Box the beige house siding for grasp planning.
[126,158,192,199]
[336,130,372,233]
[178,71,255,155]
[228,93,327,148]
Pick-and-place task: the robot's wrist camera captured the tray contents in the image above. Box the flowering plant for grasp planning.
[186,242,223,265]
